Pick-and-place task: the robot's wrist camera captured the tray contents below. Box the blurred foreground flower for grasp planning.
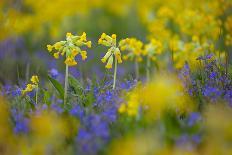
[119,73,194,119]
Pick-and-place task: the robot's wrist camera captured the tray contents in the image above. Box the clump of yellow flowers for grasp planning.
[119,73,193,119]
[22,75,39,104]
[119,38,143,62]
[98,33,122,89]
[22,75,39,95]
[47,32,91,66]
[47,32,91,104]
[119,38,144,79]
[143,38,163,80]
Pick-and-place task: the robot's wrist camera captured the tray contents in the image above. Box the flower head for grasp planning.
[98,33,122,69]
[47,32,91,66]
[119,38,144,62]
[143,38,163,61]
[22,75,39,95]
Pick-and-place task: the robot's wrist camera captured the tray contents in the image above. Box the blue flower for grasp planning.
[70,105,85,119]
[14,118,29,134]
[49,68,59,79]
[12,87,22,97]
[187,112,201,127]
[209,71,217,79]
[102,107,117,122]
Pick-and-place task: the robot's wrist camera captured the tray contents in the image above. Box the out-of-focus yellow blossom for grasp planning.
[99,33,122,69]
[143,38,163,61]
[171,36,215,69]
[225,35,232,46]
[119,73,193,118]
[119,87,140,117]
[19,110,79,155]
[0,97,18,155]
[119,38,144,62]
[225,15,232,36]
[110,133,199,155]
[202,105,232,155]
[47,32,91,66]
[22,75,39,95]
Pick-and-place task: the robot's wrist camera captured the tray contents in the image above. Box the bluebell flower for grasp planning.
[51,103,63,114]
[11,87,22,97]
[11,110,29,134]
[203,86,222,101]
[191,134,201,144]
[49,68,59,79]
[209,71,217,79]
[102,107,117,122]
[14,118,29,134]
[187,112,201,127]
[70,105,85,119]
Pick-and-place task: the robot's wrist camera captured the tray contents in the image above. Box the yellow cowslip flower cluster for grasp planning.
[171,35,215,69]
[22,75,39,95]
[225,15,232,46]
[143,38,163,61]
[119,38,144,62]
[119,73,193,118]
[47,32,91,66]
[98,33,122,69]
[137,0,225,42]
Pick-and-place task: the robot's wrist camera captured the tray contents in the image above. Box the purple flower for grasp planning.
[12,87,22,97]
[187,112,201,127]
[209,71,217,79]
[49,68,59,79]
[70,105,85,119]
[102,107,117,122]
[51,103,63,114]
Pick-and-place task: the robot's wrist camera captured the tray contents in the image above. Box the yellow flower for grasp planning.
[66,32,73,39]
[65,57,77,66]
[47,45,53,52]
[80,32,87,41]
[80,51,87,60]
[53,52,60,59]
[31,75,39,85]
[71,49,79,57]
[87,41,92,48]
[98,33,122,69]
[144,38,163,61]
[119,38,143,62]
[54,42,63,50]
[112,34,116,39]
[22,75,39,95]
[105,55,113,69]
[47,32,91,66]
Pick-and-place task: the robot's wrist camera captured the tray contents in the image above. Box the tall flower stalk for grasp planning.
[47,32,91,104]
[98,33,122,90]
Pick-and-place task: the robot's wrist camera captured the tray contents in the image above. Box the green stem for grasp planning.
[113,56,118,90]
[35,88,38,104]
[146,57,150,81]
[64,64,69,104]
[135,60,139,80]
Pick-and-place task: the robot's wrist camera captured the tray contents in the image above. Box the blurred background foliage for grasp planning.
[0,0,232,84]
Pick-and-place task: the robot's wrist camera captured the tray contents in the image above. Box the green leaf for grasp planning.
[42,89,51,105]
[48,75,64,99]
[68,75,84,96]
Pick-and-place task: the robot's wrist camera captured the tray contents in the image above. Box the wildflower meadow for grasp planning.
[1,0,232,154]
